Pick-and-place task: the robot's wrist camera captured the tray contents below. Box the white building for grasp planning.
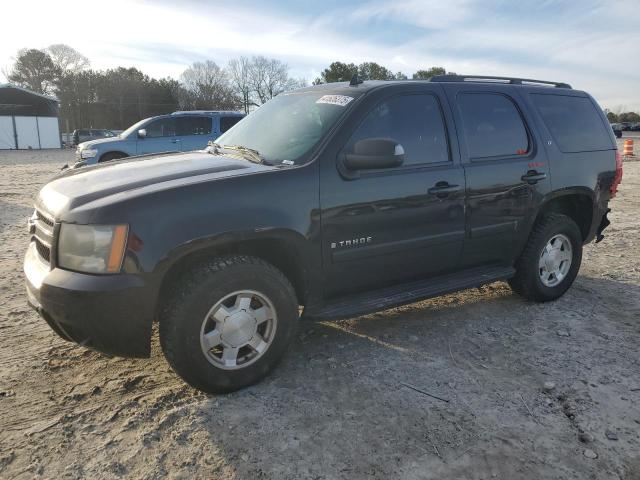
[0,84,61,149]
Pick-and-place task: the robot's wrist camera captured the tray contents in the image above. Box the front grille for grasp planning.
[31,209,56,266]
[35,237,51,262]
[35,210,54,227]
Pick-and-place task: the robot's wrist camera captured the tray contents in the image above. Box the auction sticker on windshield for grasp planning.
[316,95,354,107]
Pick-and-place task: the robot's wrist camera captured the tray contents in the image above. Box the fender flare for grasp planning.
[153,227,318,303]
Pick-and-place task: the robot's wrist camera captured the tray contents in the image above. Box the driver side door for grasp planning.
[319,87,466,298]
[137,117,181,154]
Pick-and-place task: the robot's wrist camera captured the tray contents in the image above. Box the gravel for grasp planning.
[1,148,639,479]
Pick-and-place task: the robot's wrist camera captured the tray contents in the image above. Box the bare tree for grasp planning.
[46,44,90,74]
[248,56,291,105]
[180,60,239,110]
[285,77,308,91]
[228,57,253,114]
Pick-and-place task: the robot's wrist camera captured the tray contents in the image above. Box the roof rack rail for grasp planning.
[428,75,572,89]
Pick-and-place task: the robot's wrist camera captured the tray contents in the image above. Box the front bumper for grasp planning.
[24,242,155,358]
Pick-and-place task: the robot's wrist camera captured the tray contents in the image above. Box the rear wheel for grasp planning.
[159,255,299,393]
[509,213,582,302]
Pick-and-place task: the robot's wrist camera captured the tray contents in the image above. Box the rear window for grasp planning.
[176,116,212,136]
[457,93,529,159]
[220,116,242,133]
[531,94,612,153]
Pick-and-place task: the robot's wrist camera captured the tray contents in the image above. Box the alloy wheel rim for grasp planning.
[538,234,573,287]
[200,290,277,370]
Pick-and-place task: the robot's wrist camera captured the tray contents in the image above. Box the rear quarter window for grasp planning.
[531,94,612,153]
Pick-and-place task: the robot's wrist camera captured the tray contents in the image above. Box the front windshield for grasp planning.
[216,91,359,164]
[120,118,151,138]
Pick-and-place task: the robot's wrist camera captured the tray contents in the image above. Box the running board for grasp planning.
[303,265,515,321]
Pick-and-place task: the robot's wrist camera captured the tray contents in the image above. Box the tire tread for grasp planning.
[509,213,581,302]
[159,255,296,393]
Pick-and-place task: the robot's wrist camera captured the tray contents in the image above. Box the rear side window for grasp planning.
[345,94,449,166]
[175,116,212,136]
[220,116,242,133]
[457,93,529,159]
[531,94,612,153]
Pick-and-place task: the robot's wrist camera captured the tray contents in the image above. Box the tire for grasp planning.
[159,255,299,393]
[99,152,127,163]
[508,213,583,302]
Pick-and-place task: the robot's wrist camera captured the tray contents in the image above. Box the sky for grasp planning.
[1,0,639,111]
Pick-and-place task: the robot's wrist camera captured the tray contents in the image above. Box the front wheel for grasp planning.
[509,213,583,302]
[99,152,127,163]
[159,255,299,393]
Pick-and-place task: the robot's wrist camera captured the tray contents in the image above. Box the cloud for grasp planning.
[1,0,638,110]
[348,0,474,29]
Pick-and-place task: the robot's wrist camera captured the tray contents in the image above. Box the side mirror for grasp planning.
[137,128,147,139]
[343,138,404,171]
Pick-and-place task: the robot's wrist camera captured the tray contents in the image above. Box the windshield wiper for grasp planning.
[221,144,264,164]
[206,142,223,154]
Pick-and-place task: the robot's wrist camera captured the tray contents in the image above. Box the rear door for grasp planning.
[444,84,551,267]
[175,116,215,151]
[137,117,180,154]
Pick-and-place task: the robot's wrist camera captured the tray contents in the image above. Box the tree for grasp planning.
[46,44,89,74]
[357,62,395,81]
[96,67,148,127]
[228,56,253,114]
[317,62,358,84]
[284,77,308,91]
[180,61,239,110]
[412,67,453,79]
[248,56,291,105]
[54,68,182,130]
[7,48,59,94]
[228,56,304,110]
[619,112,640,123]
[606,111,618,123]
[316,61,406,83]
[55,69,98,131]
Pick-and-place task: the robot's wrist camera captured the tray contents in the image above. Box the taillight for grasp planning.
[611,150,623,198]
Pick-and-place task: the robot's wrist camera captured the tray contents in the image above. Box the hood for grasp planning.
[37,151,275,218]
[77,136,123,149]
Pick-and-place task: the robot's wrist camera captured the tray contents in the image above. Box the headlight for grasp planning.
[58,224,128,274]
[80,148,98,159]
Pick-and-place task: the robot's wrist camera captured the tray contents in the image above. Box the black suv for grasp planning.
[24,75,622,393]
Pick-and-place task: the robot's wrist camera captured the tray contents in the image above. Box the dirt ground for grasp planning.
[1,147,639,480]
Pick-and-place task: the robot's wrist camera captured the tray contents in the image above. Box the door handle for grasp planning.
[521,170,547,184]
[428,182,461,196]
[172,139,181,144]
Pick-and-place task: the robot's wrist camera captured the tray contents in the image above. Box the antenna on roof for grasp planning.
[349,74,363,86]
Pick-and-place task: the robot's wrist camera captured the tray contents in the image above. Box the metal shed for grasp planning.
[0,84,61,149]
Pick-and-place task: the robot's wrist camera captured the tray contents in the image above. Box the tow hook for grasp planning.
[595,208,611,243]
